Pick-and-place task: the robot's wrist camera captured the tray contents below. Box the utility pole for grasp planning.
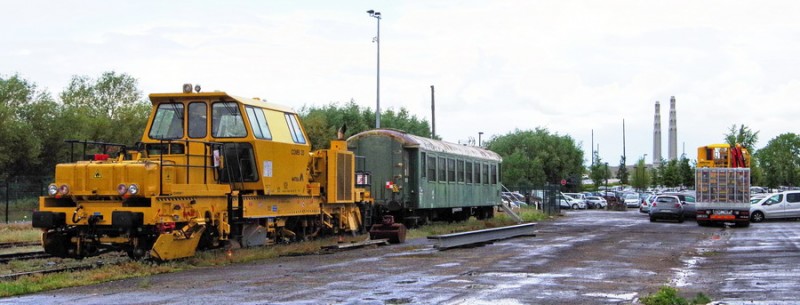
[431,85,435,138]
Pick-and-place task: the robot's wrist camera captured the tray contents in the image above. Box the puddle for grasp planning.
[582,292,637,300]
[384,297,413,304]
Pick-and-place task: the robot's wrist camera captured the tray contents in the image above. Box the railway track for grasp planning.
[0,263,101,282]
[0,241,40,249]
[0,250,51,263]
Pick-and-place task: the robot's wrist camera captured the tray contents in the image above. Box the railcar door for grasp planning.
[406,148,418,209]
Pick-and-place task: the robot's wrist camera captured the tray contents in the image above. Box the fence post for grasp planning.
[5,181,9,224]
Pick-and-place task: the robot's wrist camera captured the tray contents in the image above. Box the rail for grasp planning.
[0,250,50,264]
[427,223,536,250]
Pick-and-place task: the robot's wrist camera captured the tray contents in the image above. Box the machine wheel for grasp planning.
[649,217,656,222]
[736,221,751,228]
[678,216,684,223]
[697,220,710,227]
[751,211,765,223]
[42,231,71,258]
[572,204,578,210]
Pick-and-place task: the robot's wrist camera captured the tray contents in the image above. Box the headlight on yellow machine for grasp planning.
[128,184,139,195]
[47,184,58,196]
[58,184,70,195]
[117,184,127,195]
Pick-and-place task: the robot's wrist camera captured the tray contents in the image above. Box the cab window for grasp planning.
[245,106,272,140]
[212,102,246,138]
[188,102,207,138]
[285,113,306,144]
[149,103,184,139]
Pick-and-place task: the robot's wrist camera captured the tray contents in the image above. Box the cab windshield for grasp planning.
[149,103,184,139]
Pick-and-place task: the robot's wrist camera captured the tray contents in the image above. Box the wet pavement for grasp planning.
[3,209,799,304]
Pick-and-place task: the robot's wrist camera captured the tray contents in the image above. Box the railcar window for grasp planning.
[447,159,456,182]
[212,102,247,138]
[188,102,207,138]
[476,163,483,184]
[465,161,473,183]
[490,164,497,184]
[427,155,437,181]
[284,113,307,144]
[245,106,272,140]
[421,153,427,178]
[149,103,184,139]
[482,164,489,185]
[438,157,446,183]
[457,160,465,183]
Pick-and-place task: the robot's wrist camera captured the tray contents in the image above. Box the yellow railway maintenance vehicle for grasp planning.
[33,84,368,260]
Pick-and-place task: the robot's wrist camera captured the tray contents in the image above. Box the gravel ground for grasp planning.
[3,209,799,305]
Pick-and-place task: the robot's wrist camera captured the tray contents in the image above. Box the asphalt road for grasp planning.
[3,209,799,305]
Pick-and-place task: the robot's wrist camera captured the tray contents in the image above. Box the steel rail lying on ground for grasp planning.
[427,223,536,250]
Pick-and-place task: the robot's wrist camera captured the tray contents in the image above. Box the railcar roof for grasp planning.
[348,129,502,161]
[148,92,297,114]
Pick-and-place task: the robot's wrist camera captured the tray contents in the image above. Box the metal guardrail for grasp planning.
[427,223,536,250]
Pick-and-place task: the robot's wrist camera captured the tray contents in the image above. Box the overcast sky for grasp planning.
[4,1,799,166]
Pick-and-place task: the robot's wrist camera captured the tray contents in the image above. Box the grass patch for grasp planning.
[640,286,712,305]
[0,223,41,243]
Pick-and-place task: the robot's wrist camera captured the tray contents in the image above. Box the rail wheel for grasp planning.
[126,236,150,260]
[42,230,71,258]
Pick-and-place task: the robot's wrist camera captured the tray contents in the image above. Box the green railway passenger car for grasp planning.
[347,129,502,226]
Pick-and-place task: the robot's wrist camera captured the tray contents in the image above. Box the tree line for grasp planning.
[2,72,798,190]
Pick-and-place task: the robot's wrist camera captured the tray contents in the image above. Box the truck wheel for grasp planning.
[751,211,765,223]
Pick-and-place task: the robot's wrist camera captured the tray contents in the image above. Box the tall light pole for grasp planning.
[478,132,484,147]
[367,9,382,128]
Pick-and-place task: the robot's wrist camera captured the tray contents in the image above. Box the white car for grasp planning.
[585,196,607,209]
[623,193,640,208]
[750,191,800,222]
[562,194,587,210]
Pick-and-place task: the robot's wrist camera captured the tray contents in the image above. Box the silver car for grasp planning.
[649,195,684,223]
[662,192,696,218]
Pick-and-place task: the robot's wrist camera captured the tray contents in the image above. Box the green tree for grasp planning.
[616,155,629,185]
[649,167,659,188]
[59,71,147,146]
[589,152,608,190]
[724,124,760,152]
[662,159,680,188]
[0,74,53,179]
[756,133,800,188]
[678,155,695,188]
[298,100,432,150]
[487,128,584,188]
[630,157,650,191]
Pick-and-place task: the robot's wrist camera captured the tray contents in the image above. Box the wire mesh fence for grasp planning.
[0,176,49,223]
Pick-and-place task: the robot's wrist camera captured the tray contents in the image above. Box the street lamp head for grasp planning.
[367,10,381,19]
[367,9,374,14]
